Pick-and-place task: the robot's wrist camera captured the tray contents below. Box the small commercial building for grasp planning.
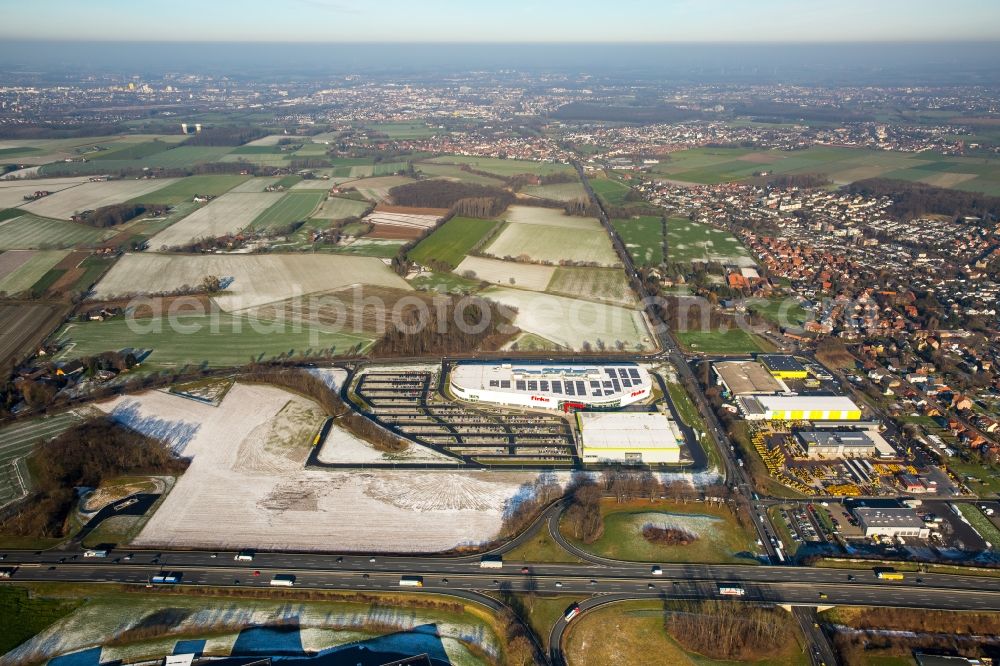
[735,395,863,421]
[796,430,876,459]
[853,506,930,539]
[713,360,787,396]
[450,362,652,412]
[758,355,808,379]
[577,412,682,464]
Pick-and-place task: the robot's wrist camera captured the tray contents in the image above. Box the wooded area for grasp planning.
[0,419,186,537]
[850,177,1000,220]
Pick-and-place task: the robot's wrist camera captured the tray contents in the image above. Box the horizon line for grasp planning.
[1,38,999,46]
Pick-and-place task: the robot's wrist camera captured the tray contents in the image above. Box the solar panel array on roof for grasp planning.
[540,380,549,390]
[565,382,575,396]
[629,368,640,379]
[515,380,526,390]
[575,380,585,393]
[551,381,561,393]
[500,380,511,388]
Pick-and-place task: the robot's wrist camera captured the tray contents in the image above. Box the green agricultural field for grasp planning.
[425,155,574,177]
[250,190,326,230]
[0,251,71,295]
[0,214,112,250]
[667,217,755,267]
[132,175,251,205]
[613,215,664,266]
[367,122,437,138]
[415,162,507,186]
[53,314,375,370]
[311,196,370,220]
[0,146,43,158]
[521,181,587,202]
[140,146,234,168]
[408,216,497,269]
[589,177,631,206]
[0,586,83,655]
[330,240,406,258]
[86,141,173,161]
[675,327,769,354]
[546,266,635,305]
[408,271,481,295]
[644,145,1000,194]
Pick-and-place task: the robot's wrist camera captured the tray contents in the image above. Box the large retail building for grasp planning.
[449,362,652,411]
[577,412,682,464]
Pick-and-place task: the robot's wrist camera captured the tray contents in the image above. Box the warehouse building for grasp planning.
[449,362,652,412]
[758,355,808,379]
[714,360,788,395]
[796,430,876,459]
[852,506,930,539]
[577,412,682,464]
[735,395,863,421]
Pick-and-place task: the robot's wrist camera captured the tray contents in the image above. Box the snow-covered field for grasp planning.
[6,594,498,666]
[316,422,455,464]
[20,178,179,219]
[497,205,602,229]
[482,286,654,351]
[96,383,550,552]
[0,176,93,208]
[454,255,555,291]
[149,191,284,248]
[92,252,411,310]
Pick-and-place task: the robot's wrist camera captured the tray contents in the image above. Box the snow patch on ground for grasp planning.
[95,383,552,552]
[316,422,454,464]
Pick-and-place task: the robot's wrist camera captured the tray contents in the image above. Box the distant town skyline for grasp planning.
[1,0,999,43]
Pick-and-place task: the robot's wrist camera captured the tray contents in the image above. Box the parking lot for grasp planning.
[352,370,576,465]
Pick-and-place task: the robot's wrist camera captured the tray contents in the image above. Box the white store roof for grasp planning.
[578,412,682,450]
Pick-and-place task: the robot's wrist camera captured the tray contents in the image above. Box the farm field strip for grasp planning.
[483,220,619,266]
[408,216,497,269]
[0,213,116,250]
[311,196,370,219]
[0,177,94,208]
[667,218,756,267]
[148,191,284,248]
[0,250,69,294]
[453,255,556,291]
[19,179,179,219]
[483,286,653,351]
[497,205,603,229]
[93,252,412,311]
[362,210,442,229]
[250,190,326,230]
[135,174,251,204]
[425,155,574,177]
[546,266,637,305]
[613,216,664,267]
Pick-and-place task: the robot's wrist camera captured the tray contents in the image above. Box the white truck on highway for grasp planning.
[234,551,255,562]
[480,556,503,569]
[83,549,108,558]
[399,575,424,587]
[270,574,295,587]
[718,585,746,596]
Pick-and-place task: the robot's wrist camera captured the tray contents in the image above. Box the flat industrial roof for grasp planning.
[752,395,861,412]
[578,412,682,450]
[451,362,650,402]
[796,430,875,448]
[758,355,806,373]
[714,361,786,395]
[853,507,924,528]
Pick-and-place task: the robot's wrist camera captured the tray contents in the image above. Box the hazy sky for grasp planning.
[2,0,999,42]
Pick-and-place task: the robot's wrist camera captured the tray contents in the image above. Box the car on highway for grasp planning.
[441,578,449,584]
[369,557,376,563]
[651,565,662,576]
[520,567,530,574]
[253,570,260,576]
[555,581,563,588]
[647,583,655,589]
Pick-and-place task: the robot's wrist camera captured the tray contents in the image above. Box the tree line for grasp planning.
[388,180,514,215]
[849,177,1000,221]
[372,295,518,356]
[666,600,794,661]
[241,365,408,453]
[75,202,168,228]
